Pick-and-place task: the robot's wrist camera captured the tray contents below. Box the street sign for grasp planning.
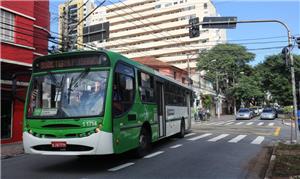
[189,17,200,38]
[202,16,237,29]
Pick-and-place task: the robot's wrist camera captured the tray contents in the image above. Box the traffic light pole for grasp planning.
[193,19,299,143]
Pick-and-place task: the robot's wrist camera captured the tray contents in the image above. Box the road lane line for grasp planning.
[224,122,234,125]
[246,122,254,126]
[228,135,247,143]
[207,134,229,142]
[188,133,212,141]
[274,127,281,136]
[206,122,219,125]
[251,136,265,144]
[185,133,196,137]
[214,122,226,125]
[144,151,164,158]
[108,162,135,171]
[257,122,264,126]
[235,122,244,125]
[170,144,182,149]
[268,122,274,126]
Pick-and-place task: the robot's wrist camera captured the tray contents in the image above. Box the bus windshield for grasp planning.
[27,70,108,118]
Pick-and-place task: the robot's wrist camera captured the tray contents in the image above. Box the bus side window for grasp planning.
[113,63,135,116]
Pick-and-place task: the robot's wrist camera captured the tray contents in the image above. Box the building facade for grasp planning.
[58,0,94,50]
[0,1,50,144]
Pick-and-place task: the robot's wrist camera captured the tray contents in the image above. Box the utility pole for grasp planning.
[61,3,70,52]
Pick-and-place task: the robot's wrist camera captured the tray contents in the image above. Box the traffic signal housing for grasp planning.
[189,17,200,38]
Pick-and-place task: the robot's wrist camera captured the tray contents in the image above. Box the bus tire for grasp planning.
[135,127,151,158]
[177,119,185,138]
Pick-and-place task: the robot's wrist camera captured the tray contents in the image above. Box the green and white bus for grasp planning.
[23,50,193,156]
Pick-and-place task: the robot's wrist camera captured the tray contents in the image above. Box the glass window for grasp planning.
[0,10,14,42]
[113,63,135,116]
[27,70,108,118]
[139,72,154,103]
[204,3,208,9]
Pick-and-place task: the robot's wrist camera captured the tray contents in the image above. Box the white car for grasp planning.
[236,108,253,120]
[260,108,276,120]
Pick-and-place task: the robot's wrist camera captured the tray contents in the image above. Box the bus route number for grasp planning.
[82,121,97,127]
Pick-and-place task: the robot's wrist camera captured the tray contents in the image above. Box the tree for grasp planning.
[196,43,256,113]
[255,54,300,106]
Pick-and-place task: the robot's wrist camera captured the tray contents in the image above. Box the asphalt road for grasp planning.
[2,116,292,179]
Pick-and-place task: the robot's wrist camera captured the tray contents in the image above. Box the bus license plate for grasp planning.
[51,141,67,148]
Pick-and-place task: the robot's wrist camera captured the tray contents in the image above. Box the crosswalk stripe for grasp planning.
[108,162,135,171]
[188,133,212,141]
[257,122,264,126]
[268,123,274,126]
[185,133,196,137]
[235,122,244,125]
[144,151,164,158]
[246,122,254,126]
[170,144,182,149]
[214,122,226,125]
[206,122,218,125]
[208,134,229,142]
[228,135,247,143]
[224,122,234,125]
[251,136,265,144]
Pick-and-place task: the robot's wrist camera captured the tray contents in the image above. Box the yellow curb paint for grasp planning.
[274,127,281,136]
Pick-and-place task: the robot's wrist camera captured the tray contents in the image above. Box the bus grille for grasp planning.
[32,145,93,151]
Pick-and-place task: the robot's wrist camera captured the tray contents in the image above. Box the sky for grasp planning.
[49,0,300,66]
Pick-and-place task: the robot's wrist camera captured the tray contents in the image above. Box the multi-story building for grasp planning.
[85,0,225,111]
[58,0,94,50]
[0,1,50,144]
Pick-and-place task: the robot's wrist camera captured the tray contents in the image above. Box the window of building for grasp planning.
[0,10,15,42]
[113,63,135,116]
[138,72,154,103]
[1,91,12,139]
[165,2,172,7]
[204,3,208,9]
[155,4,161,9]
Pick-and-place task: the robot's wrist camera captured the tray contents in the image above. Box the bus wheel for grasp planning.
[177,120,185,138]
[135,127,151,158]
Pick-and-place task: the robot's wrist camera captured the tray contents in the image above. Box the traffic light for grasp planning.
[189,17,199,38]
[296,37,300,49]
[281,46,290,67]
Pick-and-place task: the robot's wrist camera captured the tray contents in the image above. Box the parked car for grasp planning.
[260,108,277,120]
[236,108,253,120]
[249,107,259,116]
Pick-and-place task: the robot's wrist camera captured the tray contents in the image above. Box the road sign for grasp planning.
[189,17,199,38]
[202,16,237,29]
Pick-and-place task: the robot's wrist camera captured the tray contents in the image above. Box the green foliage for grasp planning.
[255,54,300,106]
[196,43,256,101]
[201,95,213,109]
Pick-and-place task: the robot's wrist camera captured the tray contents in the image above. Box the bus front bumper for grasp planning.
[23,131,114,155]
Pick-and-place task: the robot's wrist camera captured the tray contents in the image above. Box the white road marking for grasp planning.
[108,162,135,171]
[268,122,274,126]
[206,122,218,125]
[188,133,212,141]
[214,122,226,125]
[235,122,244,125]
[228,135,247,143]
[246,122,254,126]
[185,133,196,137]
[207,134,229,142]
[144,151,164,158]
[224,122,234,125]
[251,136,265,144]
[170,144,182,149]
[257,122,264,126]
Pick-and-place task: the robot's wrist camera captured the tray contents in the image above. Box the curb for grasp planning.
[264,144,277,179]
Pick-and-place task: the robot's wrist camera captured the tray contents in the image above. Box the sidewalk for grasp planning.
[1,142,24,159]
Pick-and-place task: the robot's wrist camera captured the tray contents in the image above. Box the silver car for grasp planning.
[260,108,276,120]
[236,108,253,120]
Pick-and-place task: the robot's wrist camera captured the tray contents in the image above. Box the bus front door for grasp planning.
[156,82,166,138]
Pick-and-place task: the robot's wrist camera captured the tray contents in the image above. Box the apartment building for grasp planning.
[88,0,226,73]
[58,0,94,50]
